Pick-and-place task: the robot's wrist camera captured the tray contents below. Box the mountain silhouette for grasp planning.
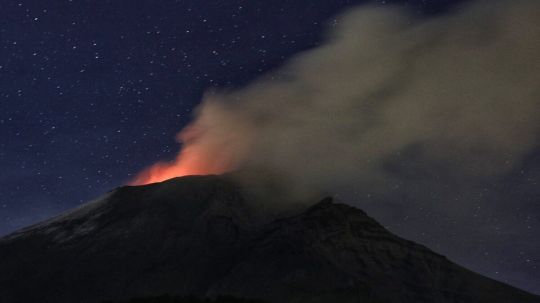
[0,175,538,303]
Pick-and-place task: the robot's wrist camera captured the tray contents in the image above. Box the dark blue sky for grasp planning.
[1,0,538,295]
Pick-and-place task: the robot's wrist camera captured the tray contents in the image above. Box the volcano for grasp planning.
[0,175,538,303]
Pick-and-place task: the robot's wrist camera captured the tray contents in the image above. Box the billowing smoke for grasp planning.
[134,0,540,203]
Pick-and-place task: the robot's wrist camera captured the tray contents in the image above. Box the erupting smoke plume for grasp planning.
[133,0,540,201]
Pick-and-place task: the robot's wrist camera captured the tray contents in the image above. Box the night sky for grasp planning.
[1,0,538,295]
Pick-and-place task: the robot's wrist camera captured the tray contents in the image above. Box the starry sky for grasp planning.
[1,0,538,295]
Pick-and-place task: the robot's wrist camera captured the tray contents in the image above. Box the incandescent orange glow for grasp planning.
[130,121,241,185]
[130,144,231,185]
[131,97,253,185]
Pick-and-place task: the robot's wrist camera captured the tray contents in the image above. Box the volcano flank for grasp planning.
[0,175,538,303]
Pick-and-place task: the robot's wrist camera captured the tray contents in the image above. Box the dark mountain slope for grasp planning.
[0,175,538,303]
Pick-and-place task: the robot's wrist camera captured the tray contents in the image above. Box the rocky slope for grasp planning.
[0,175,538,303]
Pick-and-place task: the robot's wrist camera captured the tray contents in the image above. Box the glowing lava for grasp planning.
[130,145,228,185]
[129,126,238,185]
[131,95,254,185]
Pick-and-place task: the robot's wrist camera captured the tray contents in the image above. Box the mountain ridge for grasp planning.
[0,175,538,303]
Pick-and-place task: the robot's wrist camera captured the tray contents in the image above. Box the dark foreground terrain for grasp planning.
[1,175,538,303]
[103,295,266,303]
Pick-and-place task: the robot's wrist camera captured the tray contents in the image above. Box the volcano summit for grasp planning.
[0,175,538,303]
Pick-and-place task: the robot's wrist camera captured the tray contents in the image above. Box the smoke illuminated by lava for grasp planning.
[130,125,233,185]
[130,145,224,185]
[132,0,540,192]
[131,100,252,185]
